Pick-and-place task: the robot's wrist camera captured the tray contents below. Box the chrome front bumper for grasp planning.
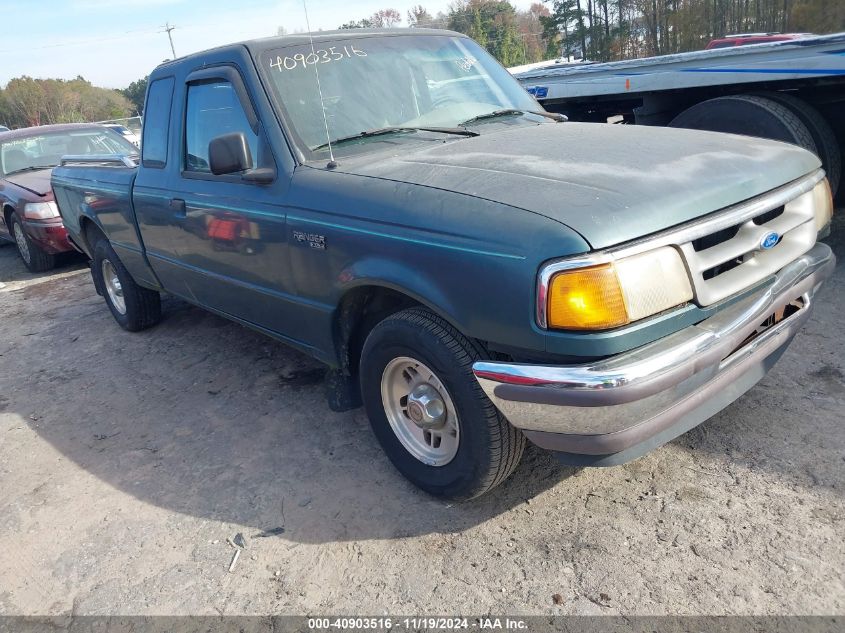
[473,243,835,465]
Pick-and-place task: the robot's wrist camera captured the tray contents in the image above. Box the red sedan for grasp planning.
[705,32,811,49]
[0,123,138,271]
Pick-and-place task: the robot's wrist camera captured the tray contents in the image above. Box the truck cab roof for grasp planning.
[152,28,464,73]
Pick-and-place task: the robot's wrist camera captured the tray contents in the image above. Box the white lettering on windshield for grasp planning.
[456,56,478,72]
[269,45,367,72]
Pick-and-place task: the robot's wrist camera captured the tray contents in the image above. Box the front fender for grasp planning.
[288,167,593,360]
[338,255,464,331]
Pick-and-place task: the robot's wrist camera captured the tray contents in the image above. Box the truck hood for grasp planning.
[335,122,821,249]
[2,168,53,198]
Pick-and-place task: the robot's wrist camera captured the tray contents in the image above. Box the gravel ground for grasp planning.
[0,215,843,617]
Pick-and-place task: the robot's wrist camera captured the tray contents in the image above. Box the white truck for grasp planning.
[512,33,845,198]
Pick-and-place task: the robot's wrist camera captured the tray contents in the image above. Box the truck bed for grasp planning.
[514,32,845,101]
[51,157,157,287]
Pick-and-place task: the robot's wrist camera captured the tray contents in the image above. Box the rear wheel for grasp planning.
[751,92,841,196]
[360,308,524,500]
[91,238,162,331]
[10,214,55,272]
[669,94,817,155]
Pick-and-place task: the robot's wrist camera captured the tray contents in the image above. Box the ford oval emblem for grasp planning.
[760,231,780,250]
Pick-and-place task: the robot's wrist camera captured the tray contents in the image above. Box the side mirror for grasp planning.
[208,132,253,175]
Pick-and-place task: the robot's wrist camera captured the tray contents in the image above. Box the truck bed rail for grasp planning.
[59,154,138,168]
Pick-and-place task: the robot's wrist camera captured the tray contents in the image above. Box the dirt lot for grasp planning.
[0,217,843,617]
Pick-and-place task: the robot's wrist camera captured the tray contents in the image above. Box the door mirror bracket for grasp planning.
[242,167,275,184]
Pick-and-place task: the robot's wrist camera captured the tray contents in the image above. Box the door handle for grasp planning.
[169,198,186,218]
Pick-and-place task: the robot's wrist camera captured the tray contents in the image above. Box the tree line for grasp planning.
[0,76,141,130]
[343,0,845,66]
[342,2,553,67]
[542,0,845,62]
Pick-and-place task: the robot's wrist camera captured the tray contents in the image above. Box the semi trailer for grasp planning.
[513,33,845,197]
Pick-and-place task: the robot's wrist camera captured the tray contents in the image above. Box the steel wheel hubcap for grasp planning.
[381,356,460,466]
[13,222,30,264]
[101,259,126,315]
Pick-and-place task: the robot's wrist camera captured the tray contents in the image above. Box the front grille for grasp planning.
[702,257,742,281]
[691,205,785,252]
[679,187,817,306]
[606,171,824,309]
[752,205,785,226]
[691,224,741,252]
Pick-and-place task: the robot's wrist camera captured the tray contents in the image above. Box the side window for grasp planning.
[141,77,174,167]
[184,81,258,174]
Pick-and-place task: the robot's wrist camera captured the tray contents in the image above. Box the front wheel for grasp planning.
[91,239,162,331]
[360,308,525,500]
[10,214,55,272]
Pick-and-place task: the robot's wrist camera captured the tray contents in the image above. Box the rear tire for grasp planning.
[10,214,55,273]
[91,239,161,332]
[669,94,817,155]
[751,92,841,196]
[360,308,525,500]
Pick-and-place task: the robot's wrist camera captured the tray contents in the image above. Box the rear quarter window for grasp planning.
[142,77,175,167]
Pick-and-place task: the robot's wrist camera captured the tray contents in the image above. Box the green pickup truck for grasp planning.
[51,29,835,499]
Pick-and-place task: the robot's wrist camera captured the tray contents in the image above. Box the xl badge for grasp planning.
[760,231,780,250]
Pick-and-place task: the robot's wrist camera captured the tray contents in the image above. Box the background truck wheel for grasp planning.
[360,307,525,500]
[91,239,161,332]
[750,92,842,197]
[10,214,55,273]
[669,94,818,160]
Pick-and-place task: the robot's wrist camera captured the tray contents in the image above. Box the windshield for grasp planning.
[0,127,138,176]
[260,34,540,156]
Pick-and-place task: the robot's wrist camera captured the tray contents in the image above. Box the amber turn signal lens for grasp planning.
[547,264,630,330]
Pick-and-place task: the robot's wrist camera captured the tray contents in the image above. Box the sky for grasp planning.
[1,0,535,90]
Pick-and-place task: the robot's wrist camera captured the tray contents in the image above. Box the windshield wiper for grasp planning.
[459,109,567,126]
[313,126,478,151]
[5,164,57,175]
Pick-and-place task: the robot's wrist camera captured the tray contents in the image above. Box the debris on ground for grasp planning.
[254,527,285,538]
[228,549,240,573]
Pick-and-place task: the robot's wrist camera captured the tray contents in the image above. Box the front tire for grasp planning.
[10,214,55,272]
[91,239,162,331]
[360,308,524,500]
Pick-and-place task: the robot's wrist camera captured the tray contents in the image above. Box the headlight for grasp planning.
[541,247,693,330]
[23,201,60,220]
[812,177,833,232]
